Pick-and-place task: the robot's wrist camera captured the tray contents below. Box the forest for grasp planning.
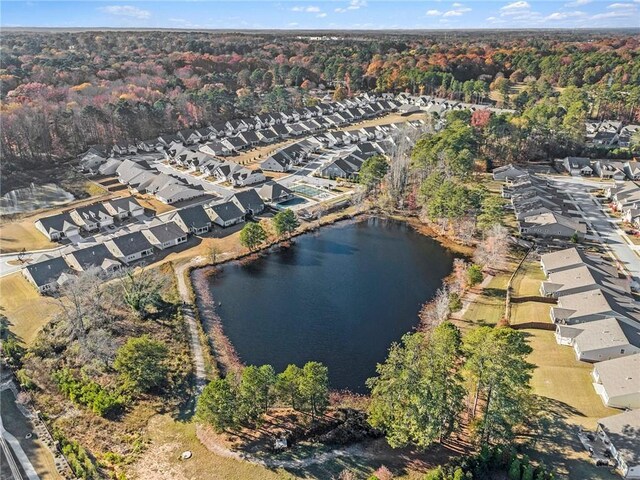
[1,30,639,192]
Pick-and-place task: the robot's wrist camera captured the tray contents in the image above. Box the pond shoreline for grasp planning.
[189,211,464,390]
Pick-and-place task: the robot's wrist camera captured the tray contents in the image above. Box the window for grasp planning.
[620,349,625,354]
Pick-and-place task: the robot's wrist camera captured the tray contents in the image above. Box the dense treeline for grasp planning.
[196,361,330,432]
[368,323,534,449]
[1,30,639,190]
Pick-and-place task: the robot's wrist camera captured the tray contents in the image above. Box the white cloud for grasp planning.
[565,0,591,5]
[288,22,299,26]
[335,0,367,13]
[591,8,637,17]
[426,9,442,16]
[443,7,471,16]
[348,0,368,9]
[452,2,463,6]
[500,1,530,12]
[546,11,586,20]
[317,12,327,17]
[98,5,151,19]
[292,5,321,13]
[607,2,636,7]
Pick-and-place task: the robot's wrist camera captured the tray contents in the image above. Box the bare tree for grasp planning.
[452,258,470,293]
[387,122,428,207]
[455,215,477,245]
[54,267,107,347]
[420,285,450,331]
[474,224,510,272]
[207,243,222,264]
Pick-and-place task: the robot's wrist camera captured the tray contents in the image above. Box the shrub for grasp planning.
[522,463,534,480]
[424,467,445,480]
[449,292,463,312]
[56,432,98,479]
[114,336,169,393]
[508,459,522,480]
[467,264,483,287]
[53,368,124,417]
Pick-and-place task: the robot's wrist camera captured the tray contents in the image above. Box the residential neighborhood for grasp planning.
[2,24,640,480]
[495,166,640,479]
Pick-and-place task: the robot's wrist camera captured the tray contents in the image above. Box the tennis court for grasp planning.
[290,184,332,199]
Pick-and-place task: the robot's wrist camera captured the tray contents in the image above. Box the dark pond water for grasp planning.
[193,217,456,393]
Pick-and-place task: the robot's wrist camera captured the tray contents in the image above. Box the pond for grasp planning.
[192,217,457,393]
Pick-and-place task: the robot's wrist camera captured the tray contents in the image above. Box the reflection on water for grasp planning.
[192,217,456,393]
[1,183,75,216]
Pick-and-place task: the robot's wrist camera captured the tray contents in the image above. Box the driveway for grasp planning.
[548,176,640,285]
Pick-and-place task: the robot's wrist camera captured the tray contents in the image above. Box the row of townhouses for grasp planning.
[562,157,640,181]
[495,165,587,240]
[78,94,402,172]
[25,183,294,294]
[539,246,640,479]
[606,182,640,230]
[262,119,425,177]
[495,167,639,478]
[585,120,639,149]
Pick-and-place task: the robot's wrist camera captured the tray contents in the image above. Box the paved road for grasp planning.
[0,414,39,480]
[549,177,640,286]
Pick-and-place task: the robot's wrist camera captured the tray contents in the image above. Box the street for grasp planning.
[549,176,640,286]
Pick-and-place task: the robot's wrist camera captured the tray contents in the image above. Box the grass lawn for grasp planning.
[0,273,60,345]
[130,415,299,480]
[135,194,177,215]
[511,260,545,297]
[0,219,58,253]
[82,180,108,197]
[0,389,62,480]
[519,330,620,480]
[509,301,552,326]
[459,272,509,328]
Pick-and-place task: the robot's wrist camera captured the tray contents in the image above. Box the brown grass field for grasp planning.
[0,273,60,345]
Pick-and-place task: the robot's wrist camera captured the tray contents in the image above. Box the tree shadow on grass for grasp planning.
[482,288,507,299]
[520,396,619,480]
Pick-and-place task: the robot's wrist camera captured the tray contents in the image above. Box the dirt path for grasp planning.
[174,260,208,393]
[196,426,379,470]
[450,273,494,320]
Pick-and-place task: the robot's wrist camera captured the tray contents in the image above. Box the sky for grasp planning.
[1,0,639,30]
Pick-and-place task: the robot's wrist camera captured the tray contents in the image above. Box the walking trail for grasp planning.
[174,259,208,394]
[450,273,494,320]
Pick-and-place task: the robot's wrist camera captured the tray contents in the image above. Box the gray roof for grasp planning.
[228,189,264,213]
[66,243,118,270]
[110,231,154,256]
[172,205,212,229]
[543,264,629,297]
[145,221,186,244]
[555,288,634,321]
[25,256,69,287]
[558,317,640,353]
[257,182,292,202]
[36,212,78,234]
[594,353,640,401]
[73,203,111,221]
[208,201,244,223]
[104,196,142,214]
